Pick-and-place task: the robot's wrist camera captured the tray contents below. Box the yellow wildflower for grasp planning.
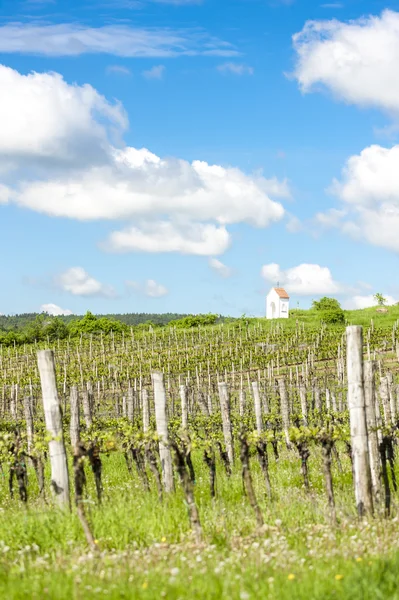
[335,574,344,581]
[356,557,362,562]
[287,574,295,581]
[161,537,167,543]
[142,582,148,590]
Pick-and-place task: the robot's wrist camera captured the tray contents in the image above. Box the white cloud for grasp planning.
[217,63,254,76]
[0,65,127,169]
[105,221,230,255]
[0,65,288,256]
[13,148,286,226]
[208,257,233,278]
[55,267,115,297]
[320,144,399,252]
[126,279,168,297]
[292,10,399,115]
[261,262,341,295]
[315,208,346,228]
[343,294,397,309]
[143,65,165,79]
[40,303,73,316]
[106,65,131,76]
[0,23,237,58]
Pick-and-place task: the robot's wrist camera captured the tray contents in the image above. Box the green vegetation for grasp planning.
[374,293,387,306]
[0,446,399,600]
[0,300,399,598]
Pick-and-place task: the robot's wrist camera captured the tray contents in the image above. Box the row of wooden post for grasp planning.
[36,326,384,520]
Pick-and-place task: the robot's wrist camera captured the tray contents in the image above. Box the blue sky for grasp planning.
[1,0,399,317]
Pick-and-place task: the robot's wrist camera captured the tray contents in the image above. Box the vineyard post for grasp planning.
[251,381,263,433]
[218,382,234,466]
[386,372,396,423]
[379,377,391,426]
[346,326,373,517]
[277,378,291,448]
[127,387,134,422]
[299,378,308,425]
[70,386,80,451]
[364,361,381,504]
[239,377,245,417]
[142,389,150,433]
[179,384,188,429]
[152,372,174,493]
[23,396,34,458]
[37,350,71,510]
[82,390,93,429]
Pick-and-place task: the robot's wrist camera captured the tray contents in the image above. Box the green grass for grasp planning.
[1,446,399,598]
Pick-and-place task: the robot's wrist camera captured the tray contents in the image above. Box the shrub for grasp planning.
[321,309,345,324]
[312,297,342,311]
[169,314,219,328]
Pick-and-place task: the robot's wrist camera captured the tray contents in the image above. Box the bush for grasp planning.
[312,297,342,311]
[321,309,345,324]
[169,314,219,328]
[68,311,128,336]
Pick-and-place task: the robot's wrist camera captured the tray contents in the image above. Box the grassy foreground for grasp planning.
[1,448,399,599]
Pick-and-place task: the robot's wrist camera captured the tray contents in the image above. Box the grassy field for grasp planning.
[0,304,399,599]
[0,445,399,599]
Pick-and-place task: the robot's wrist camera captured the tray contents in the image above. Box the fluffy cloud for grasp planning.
[143,65,165,79]
[55,267,115,297]
[0,23,237,57]
[126,279,168,297]
[0,65,288,256]
[13,148,286,226]
[319,144,399,252]
[208,258,233,278]
[0,65,126,169]
[217,63,254,76]
[105,221,230,255]
[292,10,399,114]
[261,262,341,295]
[40,303,73,316]
[343,294,397,310]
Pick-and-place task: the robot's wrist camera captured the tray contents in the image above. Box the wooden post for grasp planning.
[387,372,396,423]
[379,377,391,427]
[277,377,291,448]
[152,372,174,493]
[127,387,134,422]
[37,350,70,510]
[82,390,93,429]
[217,382,234,466]
[346,326,373,517]
[23,396,34,458]
[70,386,80,451]
[299,379,308,425]
[179,384,188,429]
[251,381,263,433]
[142,389,150,433]
[364,361,381,504]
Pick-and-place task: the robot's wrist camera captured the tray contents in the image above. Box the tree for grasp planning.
[312,297,345,324]
[312,297,342,311]
[373,293,386,306]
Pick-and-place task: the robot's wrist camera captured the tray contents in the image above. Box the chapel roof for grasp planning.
[273,287,290,299]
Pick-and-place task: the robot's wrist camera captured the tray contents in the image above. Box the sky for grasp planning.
[1,0,399,317]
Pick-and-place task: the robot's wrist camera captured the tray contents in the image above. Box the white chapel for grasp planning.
[266,287,290,319]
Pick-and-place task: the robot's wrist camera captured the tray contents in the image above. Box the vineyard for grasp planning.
[2,311,399,599]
